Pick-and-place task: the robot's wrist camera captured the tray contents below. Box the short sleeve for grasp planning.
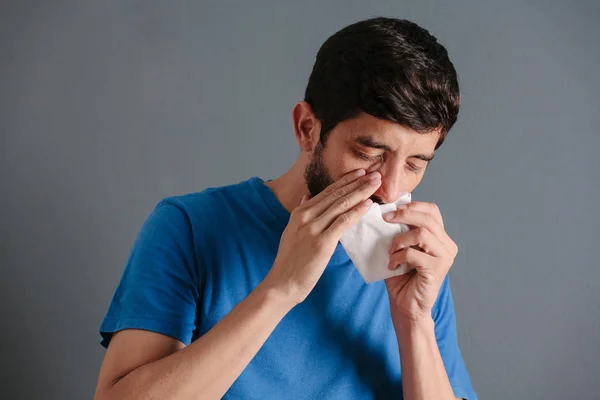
[99,198,200,348]
[432,275,478,400]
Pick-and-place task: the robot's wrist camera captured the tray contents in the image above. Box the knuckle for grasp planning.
[294,210,310,225]
[416,227,428,241]
[306,222,320,237]
[337,213,351,225]
[337,197,351,210]
[333,187,347,198]
[323,184,337,197]
[428,202,440,213]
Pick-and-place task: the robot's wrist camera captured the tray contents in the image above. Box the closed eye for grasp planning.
[406,163,421,173]
[355,149,423,173]
[354,149,383,163]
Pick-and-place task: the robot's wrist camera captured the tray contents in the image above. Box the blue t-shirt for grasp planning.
[99,176,477,399]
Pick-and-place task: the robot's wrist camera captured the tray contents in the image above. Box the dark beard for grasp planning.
[304,141,334,198]
[304,141,383,204]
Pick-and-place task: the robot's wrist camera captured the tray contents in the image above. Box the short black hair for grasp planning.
[304,17,460,150]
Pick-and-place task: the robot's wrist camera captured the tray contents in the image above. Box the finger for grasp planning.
[388,227,446,257]
[387,247,437,272]
[306,171,381,220]
[384,209,451,246]
[301,169,366,210]
[312,173,381,231]
[300,194,310,205]
[322,198,373,241]
[387,201,444,228]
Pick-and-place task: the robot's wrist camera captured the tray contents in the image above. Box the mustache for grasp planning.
[370,195,384,205]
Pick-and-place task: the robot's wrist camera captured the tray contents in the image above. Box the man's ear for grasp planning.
[292,101,321,152]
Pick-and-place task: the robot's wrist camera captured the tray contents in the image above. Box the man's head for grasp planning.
[296,17,460,204]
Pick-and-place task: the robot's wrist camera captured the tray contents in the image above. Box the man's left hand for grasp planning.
[382,201,458,322]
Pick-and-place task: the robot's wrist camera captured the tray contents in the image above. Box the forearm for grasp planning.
[394,316,457,400]
[104,282,294,400]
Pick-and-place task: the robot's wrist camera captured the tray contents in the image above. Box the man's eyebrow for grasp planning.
[355,136,394,152]
[412,153,435,162]
[354,135,435,162]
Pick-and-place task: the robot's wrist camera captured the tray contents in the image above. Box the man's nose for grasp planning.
[373,169,405,204]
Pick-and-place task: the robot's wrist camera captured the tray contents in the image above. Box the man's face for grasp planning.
[305,112,440,204]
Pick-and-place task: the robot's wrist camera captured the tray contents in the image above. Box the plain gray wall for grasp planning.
[1,1,599,399]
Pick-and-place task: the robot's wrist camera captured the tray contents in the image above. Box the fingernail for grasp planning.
[383,212,395,221]
[354,169,366,177]
[396,204,408,210]
[368,171,381,181]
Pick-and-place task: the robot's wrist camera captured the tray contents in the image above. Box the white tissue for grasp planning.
[340,192,413,283]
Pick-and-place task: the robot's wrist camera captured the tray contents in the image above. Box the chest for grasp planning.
[195,230,403,398]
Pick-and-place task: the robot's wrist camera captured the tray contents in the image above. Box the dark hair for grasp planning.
[304,17,460,150]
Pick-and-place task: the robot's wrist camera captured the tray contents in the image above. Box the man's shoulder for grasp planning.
[161,177,256,212]
[151,177,261,231]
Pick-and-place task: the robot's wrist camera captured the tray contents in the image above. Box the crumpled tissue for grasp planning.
[340,192,413,283]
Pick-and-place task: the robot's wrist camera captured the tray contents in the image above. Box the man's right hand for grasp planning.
[264,169,382,304]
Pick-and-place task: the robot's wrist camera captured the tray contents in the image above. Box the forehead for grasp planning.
[332,112,441,151]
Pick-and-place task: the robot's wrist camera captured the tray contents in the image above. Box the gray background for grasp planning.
[1,1,599,399]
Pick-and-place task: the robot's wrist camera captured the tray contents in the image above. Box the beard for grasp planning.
[304,141,383,204]
[304,141,333,198]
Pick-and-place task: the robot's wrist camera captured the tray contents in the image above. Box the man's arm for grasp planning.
[94,282,294,400]
[384,201,475,400]
[394,316,461,400]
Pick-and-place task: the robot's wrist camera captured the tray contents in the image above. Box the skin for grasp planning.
[94,101,462,400]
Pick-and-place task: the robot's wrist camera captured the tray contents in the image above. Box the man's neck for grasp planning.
[263,161,309,214]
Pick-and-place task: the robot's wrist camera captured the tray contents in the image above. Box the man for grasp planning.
[94,17,477,400]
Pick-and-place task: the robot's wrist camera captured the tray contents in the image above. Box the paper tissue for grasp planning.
[340,192,413,283]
